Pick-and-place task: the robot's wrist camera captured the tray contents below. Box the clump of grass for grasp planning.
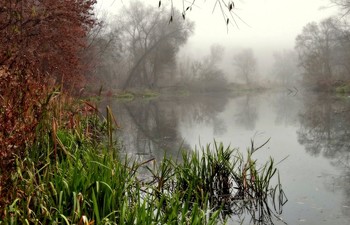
[160,141,288,223]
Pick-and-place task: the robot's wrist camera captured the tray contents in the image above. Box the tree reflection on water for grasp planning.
[234,94,259,130]
[297,94,350,158]
[100,95,229,161]
[297,93,350,220]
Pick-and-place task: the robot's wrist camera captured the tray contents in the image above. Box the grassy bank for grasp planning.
[0,93,286,225]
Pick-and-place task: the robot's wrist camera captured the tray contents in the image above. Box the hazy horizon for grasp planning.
[95,0,340,80]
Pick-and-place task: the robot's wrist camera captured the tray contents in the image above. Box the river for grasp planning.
[100,90,350,225]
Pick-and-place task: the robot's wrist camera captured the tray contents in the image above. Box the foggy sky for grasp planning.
[96,0,339,78]
[184,0,337,47]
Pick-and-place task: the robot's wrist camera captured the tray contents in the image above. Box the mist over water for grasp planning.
[92,0,350,224]
[99,91,350,224]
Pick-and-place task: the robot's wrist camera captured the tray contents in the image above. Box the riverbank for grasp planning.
[98,82,268,102]
[0,91,285,225]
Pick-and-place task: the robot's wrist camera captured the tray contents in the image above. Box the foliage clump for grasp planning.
[0,0,97,173]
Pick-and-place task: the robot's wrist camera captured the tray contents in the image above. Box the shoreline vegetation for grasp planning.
[101,80,350,102]
[0,89,287,225]
[104,82,268,101]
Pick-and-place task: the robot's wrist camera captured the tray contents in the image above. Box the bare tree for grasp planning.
[271,50,299,86]
[208,44,225,66]
[115,0,194,89]
[177,44,228,92]
[232,48,257,85]
[331,0,350,16]
[295,17,348,89]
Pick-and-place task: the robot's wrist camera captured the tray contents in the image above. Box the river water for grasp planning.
[101,91,350,225]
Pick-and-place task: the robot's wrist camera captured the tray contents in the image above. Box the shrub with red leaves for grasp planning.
[0,0,97,182]
[0,67,41,155]
[0,0,97,152]
[0,0,97,85]
[0,0,97,212]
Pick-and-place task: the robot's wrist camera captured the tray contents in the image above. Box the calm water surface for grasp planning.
[101,91,350,225]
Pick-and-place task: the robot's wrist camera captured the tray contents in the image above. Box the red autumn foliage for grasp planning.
[0,0,96,85]
[0,0,97,161]
[0,66,46,155]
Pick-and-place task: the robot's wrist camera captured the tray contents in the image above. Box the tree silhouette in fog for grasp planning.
[271,50,300,87]
[232,48,257,85]
[295,17,350,90]
[113,0,193,89]
[331,0,350,16]
[177,44,229,92]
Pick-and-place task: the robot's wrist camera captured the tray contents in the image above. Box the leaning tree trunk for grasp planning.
[122,29,183,90]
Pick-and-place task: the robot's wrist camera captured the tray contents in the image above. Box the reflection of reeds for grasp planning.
[1,102,287,224]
